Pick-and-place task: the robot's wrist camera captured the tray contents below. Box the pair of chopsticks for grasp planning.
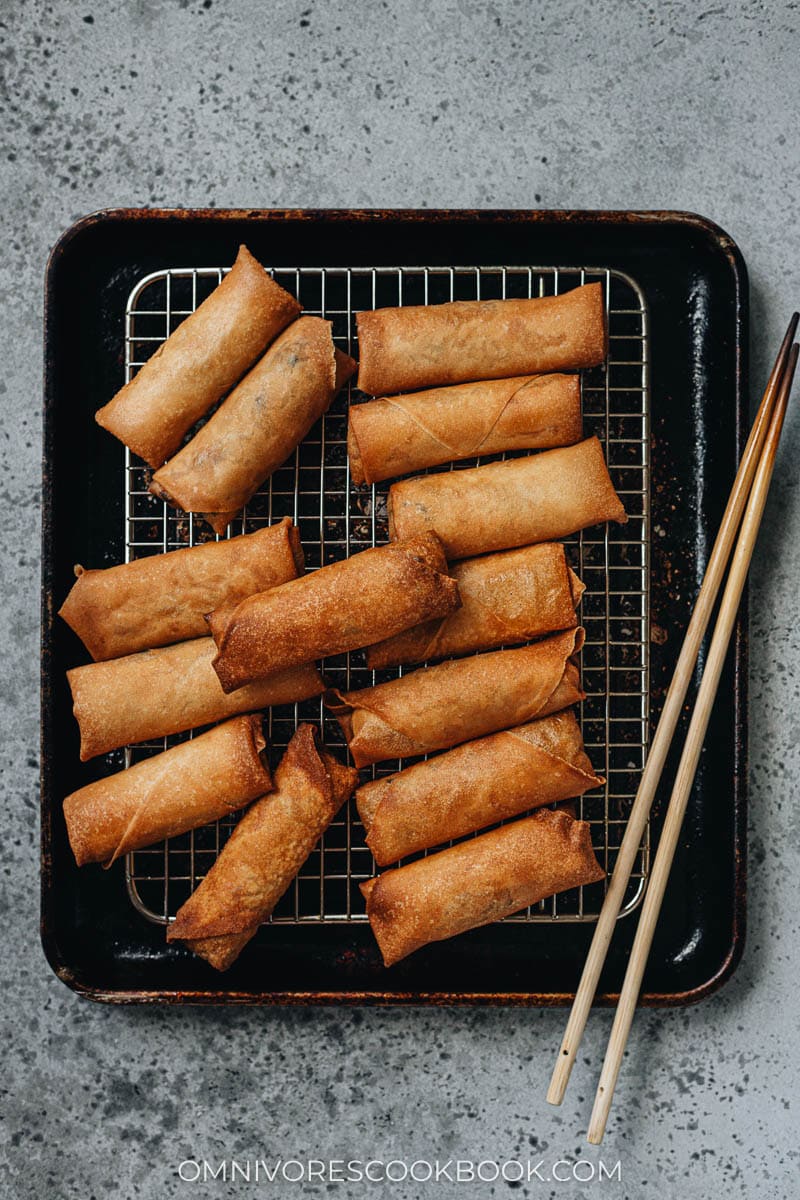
[547,314,799,1144]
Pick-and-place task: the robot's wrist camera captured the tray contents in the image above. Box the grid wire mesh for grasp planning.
[121,262,651,926]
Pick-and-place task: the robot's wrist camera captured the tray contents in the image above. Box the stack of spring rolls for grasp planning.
[63,262,626,972]
[98,243,358,534]
[60,520,329,866]
[60,520,461,969]
[326,282,623,965]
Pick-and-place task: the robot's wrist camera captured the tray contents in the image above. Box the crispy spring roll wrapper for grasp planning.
[151,317,357,535]
[63,715,271,868]
[326,629,584,768]
[366,543,584,671]
[361,807,605,966]
[348,373,582,485]
[356,282,606,395]
[388,436,627,560]
[96,246,301,467]
[209,532,460,694]
[68,638,324,761]
[167,724,358,970]
[357,709,603,865]
[58,518,304,662]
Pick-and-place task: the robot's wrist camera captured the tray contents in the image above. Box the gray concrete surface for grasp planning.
[2,1,799,1197]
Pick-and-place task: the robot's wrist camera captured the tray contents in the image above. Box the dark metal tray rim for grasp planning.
[41,206,748,1007]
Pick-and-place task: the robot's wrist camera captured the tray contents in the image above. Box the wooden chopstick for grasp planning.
[586,341,798,1143]
[547,313,799,1112]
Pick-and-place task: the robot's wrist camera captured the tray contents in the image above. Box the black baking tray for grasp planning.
[41,209,748,1005]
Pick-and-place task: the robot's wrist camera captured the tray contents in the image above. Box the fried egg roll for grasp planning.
[68,637,324,761]
[150,317,357,534]
[357,710,602,865]
[167,724,358,970]
[326,629,584,768]
[96,246,301,467]
[361,807,605,965]
[58,518,304,661]
[348,373,582,485]
[366,543,583,671]
[388,436,627,560]
[63,714,271,867]
[356,282,605,395]
[209,532,460,694]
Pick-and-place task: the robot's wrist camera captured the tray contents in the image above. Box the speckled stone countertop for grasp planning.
[3,1,799,1197]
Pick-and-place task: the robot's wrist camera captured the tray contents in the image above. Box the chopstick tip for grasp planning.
[780,313,800,349]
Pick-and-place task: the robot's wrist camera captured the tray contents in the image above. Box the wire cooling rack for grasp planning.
[121,263,650,926]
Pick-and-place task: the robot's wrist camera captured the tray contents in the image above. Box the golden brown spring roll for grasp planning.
[63,714,271,867]
[167,725,358,970]
[348,373,582,485]
[361,807,605,965]
[365,543,584,671]
[326,628,584,768]
[150,318,357,534]
[209,532,460,694]
[388,436,627,560]
[68,638,324,761]
[58,518,304,661]
[357,709,603,865]
[356,282,605,395]
[96,246,301,467]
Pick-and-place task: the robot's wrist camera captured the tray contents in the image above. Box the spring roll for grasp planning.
[366,543,584,671]
[361,807,605,965]
[209,532,460,694]
[356,282,605,395]
[357,709,602,865]
[150,318,357,534]
[63,714,271,867]
[96,246,301,467]
[58,518,304,661]
[326,629,584,768]
[167,725,358,970]
[388,436,627,560]
[348,373,582,485]
[68,638,324,761]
